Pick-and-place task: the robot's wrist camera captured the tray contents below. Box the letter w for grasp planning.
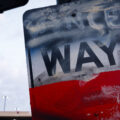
[41,45,70,76]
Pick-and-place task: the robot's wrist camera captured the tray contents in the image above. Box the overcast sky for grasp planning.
[0,0,56,111]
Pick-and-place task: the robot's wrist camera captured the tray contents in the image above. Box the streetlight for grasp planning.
[2,96,8,112]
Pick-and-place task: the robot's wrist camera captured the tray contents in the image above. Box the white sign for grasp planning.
[23,0,120,87]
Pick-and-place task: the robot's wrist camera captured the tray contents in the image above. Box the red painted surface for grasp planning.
[30,71,120,120]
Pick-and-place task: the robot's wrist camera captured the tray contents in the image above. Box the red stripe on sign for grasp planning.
[30,70,120,120]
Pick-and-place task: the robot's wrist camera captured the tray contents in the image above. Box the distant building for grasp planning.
[0,112,31,120]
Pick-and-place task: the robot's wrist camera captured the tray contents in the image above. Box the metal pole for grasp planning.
[3,96,7,112]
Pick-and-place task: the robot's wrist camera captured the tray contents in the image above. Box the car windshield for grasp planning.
[0,0,56,112]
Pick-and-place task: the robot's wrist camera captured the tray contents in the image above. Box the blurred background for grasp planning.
[0,0,56,112]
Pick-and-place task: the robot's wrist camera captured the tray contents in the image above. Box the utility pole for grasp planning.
[3,96,8,112]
